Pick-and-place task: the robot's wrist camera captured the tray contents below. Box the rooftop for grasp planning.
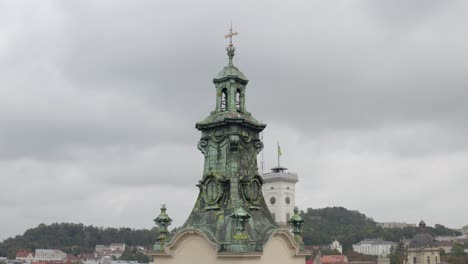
[354,239,396,245]
[35,249,65,254]
[320,255,348,264]
[262,166,298,182]
[409,233,436,248]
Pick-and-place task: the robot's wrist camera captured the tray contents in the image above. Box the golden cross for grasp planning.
[225,23,238,45]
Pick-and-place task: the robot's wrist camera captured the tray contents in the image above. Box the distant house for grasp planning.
[349,261,376,264]
[436,241,453,253]
[330,240,343,254]
[95,245,107,253]
[15,251,34,262]
[34,249,67,262]
[377,222,415,229]
[109,244,125,252]
[353,239,396,256]
[94,243,126,259]
[314,255,349,264]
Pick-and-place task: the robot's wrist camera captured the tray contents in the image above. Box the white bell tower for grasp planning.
[261,143,299,226]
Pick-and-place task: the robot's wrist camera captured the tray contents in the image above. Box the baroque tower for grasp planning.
[185,26,276,252]
[151,27,307,263]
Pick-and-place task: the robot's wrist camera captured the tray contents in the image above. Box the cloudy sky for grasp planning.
[1,1,468,240]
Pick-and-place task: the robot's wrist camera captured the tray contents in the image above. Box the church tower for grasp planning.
[150,26,308,263]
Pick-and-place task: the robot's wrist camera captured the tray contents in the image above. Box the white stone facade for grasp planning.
[330,240,343,254]
[34,249,67,261]
[150,229,307,264]
[406,248,440,264]
[262,168,298,226]
[352,239,396,256]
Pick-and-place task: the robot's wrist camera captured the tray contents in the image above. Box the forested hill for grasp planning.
[301,207,461,250]
[0,208,461,258]
[0,223,158,258]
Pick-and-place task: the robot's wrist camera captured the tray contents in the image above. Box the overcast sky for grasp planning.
[1,1,468,241]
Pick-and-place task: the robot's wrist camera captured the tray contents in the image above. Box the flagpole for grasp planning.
[277,141,280,167]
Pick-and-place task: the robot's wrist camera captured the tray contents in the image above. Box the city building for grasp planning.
[94,244,126,259]
[262,164,298,225]
[15,251,34,262]
[377,222,416,229]
[405,220,440,264]
[435,241,453,254]
[109,244,125,252]
[149,26,309,264]
[330,240,343,254]
[34,250,67,262]
[349,261,376,264]
[353,239,396,256]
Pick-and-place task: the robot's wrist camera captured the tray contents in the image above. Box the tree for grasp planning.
[120,247,150,263]
[389,242,407,264]
[0,223,159,258]
[451,243,465,257]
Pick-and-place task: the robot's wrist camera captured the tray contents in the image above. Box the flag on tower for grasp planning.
[278,143,282,157]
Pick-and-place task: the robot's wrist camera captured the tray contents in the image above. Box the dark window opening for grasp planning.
[221,88,228,111]
[236,89,241,110]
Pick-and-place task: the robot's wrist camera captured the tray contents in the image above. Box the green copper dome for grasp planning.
[213,41,248,84]
[214,65,248,84]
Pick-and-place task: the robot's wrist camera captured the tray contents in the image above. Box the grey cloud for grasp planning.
[1,0,467,240]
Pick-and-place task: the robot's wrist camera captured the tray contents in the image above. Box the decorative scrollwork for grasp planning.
[253,141,264,153]
[197,139,208,155]
[212,129,225,143]
[241,130,251,143]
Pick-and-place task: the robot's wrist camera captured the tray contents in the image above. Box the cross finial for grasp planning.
[225,22,238,46]
[225,22,238,65]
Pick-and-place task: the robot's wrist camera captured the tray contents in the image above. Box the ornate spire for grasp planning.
[289,207,305,250]
[289,207,304,236]
[224,22,238,66]
[153,204,172,250]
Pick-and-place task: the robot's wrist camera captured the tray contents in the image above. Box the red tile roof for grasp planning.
[32,262,49,264]
[321,255,348,264]
[16,251,32,258]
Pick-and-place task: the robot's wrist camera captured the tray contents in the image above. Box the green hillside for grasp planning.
[301,207,461,250]
[0,208,461,258]
[0,223,158,258]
